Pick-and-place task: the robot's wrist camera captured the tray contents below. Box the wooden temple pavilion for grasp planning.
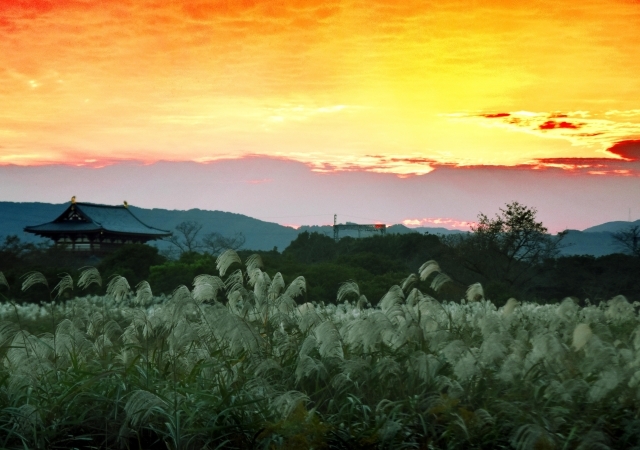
[24,197,171,252]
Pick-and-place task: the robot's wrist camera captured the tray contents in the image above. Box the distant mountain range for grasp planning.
[1,201,637,257]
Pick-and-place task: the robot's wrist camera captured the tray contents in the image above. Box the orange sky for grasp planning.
[2,0,640,176]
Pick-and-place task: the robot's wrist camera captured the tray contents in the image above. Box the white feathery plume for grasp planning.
[192,274,225,304]
[21,271,49,292]
[106,275,130,303]
[479,332,507,365]
[102,319,123,342]
[588,369,620,402]
[0,321,19,347]
[406,288,429,307]
[379,285,404,312]
[572,323,592,351]
[502,298,519,315]
[268,272,285,300]
[314,321,344,359]
[134,281,153,306]
[167,319,197,355]
[245,254,264,284]
[284,276,306,299]
[633,325,640,351]
[216,249,242,276]
[340,311,394,353]
[167,285,194,322]
[204,303,261,354]
[556,297,579,321]
[7,330,53,368]
[193,274,225,291]
[227,290,243,315]
[372,356,401,383]
[297,303,322,332]
[299,334,317,357]
[252,269,271,304]
[474,409,495,427]
[224,269,245,294]
[246,267,262,287]
[629,370,640,388]
[400,273,418,292]
[93,333,113,355]
[77,267,102,289]
[605,295,634,322]
[192,282,217,305]
[0,271,9,291]
[295,355,327,383]
[55,318,94,363]
[52,273,73,300]
[356,294,369,310]
[253,358,282,378]
[442,340,467,364]
[277,293,298,315]
[406,351,442,382]
[430,273,452,292]
[125,390,168,427]
[419,260,441,281]
[271,390,310,418]
[337,280,360,303]
[454,351,480,380]
[465,283,484,302]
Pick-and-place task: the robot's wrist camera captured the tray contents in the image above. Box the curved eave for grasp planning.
[24,227,171,240]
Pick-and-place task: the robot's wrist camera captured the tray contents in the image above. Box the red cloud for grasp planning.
[536,157,608,165]
[606,140,640,161]
[539,120,583,130]
[480,113,511,118]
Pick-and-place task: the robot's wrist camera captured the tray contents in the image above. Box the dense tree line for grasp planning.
[2,203,640,305]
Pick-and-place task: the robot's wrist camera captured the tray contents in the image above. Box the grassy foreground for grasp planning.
[0,252,639,449]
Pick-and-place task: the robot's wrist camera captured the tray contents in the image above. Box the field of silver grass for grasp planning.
[0,251,639,449]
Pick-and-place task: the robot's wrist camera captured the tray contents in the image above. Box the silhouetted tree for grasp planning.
[202,231,246,255]
[168,221,203,255]
[445,202,566,292]
[611,225,640,257]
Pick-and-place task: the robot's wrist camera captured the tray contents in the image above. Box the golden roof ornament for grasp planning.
[124,200,128,208]
[71,195,76,204]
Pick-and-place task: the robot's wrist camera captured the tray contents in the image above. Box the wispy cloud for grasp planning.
[402,218,475,230]
[300,154,436,176]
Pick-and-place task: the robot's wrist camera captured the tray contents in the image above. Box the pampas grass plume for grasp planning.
[216,249,242,276]
[77,267,102,289]
[466,283,484,302]
[572,323,592,351]
[419,260,441,281]
[0,272,9,292]
[502,298,519,315]
[21,271,48,292]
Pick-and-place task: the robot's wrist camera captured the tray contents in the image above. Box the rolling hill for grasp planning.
[0,201,634,257]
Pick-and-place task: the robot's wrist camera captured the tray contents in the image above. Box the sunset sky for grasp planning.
[2,0,640,232]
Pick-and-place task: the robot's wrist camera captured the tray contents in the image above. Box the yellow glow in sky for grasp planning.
[2,0,640,174]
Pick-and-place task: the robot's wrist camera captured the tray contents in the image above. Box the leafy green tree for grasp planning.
[283,231,337,263]
[148,252,218,294]
[98,244,166,287]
